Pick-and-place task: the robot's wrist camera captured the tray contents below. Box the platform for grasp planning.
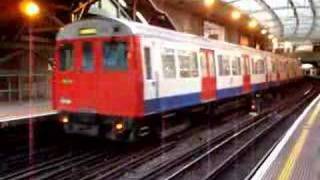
[0,100,56,125]
[252,94,320,180]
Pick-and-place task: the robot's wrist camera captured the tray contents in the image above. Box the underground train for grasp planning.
[53,17,303,141]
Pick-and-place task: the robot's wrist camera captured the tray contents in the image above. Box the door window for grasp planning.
[200,51,208,77]
[82,42,94,71]
[59,44,73,71]
[208,52,216,76]
[144,47,152,80]
[243,55,250,75]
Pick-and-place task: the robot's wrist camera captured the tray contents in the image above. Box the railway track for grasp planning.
[166,96,313,180]
[115,85,316,180]
[0,82,315,180]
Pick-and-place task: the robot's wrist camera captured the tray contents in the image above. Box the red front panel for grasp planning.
[53,36,144,118]
[95,36,143,117]
[242,55,251,93]
[76,40,98,110]
[53,41,79,112]
[200,49,216,101]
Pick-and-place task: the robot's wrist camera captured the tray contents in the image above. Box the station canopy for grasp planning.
[223,0,320,42]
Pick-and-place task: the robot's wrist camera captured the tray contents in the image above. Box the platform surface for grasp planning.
[0,100,56,123]
[252,94,320,180]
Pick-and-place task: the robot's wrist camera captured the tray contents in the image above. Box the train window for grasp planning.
[231,57,241,75]
[144,47,152,80]
[59,44,73,71]
[253,59,265,74]
[82,42,93,71]
[103,42,127,70]
[218,55,230,76]
[161,48,176,78]
[178,50,198,78]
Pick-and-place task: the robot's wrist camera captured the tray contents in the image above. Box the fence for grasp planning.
[0,72,51,102]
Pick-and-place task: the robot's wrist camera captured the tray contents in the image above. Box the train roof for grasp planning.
[57,17,294,60]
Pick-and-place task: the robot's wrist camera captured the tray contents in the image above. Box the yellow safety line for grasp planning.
[278,101,320,180]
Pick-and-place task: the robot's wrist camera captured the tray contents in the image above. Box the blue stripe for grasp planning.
[144,93,201,114]
[252,83,266,92]
[268,81,280,87]
[145,86,246,114]
[216,87,243,99]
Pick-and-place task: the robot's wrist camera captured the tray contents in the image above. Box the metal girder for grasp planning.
[288,0,299,35]
[0,51,24,64]
[254,0,284,37]
[0,42,54,52]
[306,0,316,38]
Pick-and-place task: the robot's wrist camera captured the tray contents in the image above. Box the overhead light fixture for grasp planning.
[248,19,258,29]
[204,0,215,7]
[266,21,276,27]
[301,63,313,69]
[284,41,292,48]
[20,1,40,18]
[231,10,241,20]
[272,37,278,43]
[261,29,267,35]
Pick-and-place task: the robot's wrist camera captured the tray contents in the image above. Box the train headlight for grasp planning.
[60,98,72,105]
[115,121,125,131]
[61,115,69,124]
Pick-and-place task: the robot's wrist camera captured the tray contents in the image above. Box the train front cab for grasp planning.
[53,34,145,141]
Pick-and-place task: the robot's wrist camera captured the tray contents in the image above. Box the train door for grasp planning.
[200,49,216,101]
[143,41,159,106]
[55,41,78,111]
[77,40,97,110]
[242,54,251,93]
[96,37,143,116]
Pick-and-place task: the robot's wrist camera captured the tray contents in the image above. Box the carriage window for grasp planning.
[178,50,198,78]
[82,42,93,71]
[161,48,176,78]
[218,55,230,76]
[231,57,241,75]
[144,47,152,79]
[103,42,127,70]
[253,59,265,74]
[59,44,73,71]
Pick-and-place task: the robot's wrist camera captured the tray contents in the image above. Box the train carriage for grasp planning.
[54,17,302,141]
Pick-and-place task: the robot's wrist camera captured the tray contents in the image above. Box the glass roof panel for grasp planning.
[264,0,290,8]
[251,12,273,21]
[222,0,319,41]
[232,0,263,11]
[274,9,294,18]
[291,0,310,6]
[296,9,313,17]
[315,0,320,6]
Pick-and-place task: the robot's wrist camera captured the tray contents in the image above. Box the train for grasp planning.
[53,17,303,141]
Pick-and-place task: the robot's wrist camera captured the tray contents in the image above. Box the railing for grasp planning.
[0,73,51,102]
